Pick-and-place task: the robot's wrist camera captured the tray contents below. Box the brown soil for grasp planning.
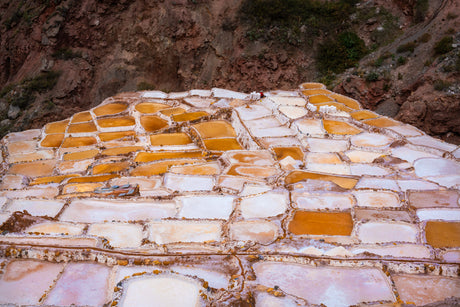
[0,0,459,143]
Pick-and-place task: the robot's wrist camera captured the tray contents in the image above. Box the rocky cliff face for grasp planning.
[334,0,460,144]
[0,0,459,143]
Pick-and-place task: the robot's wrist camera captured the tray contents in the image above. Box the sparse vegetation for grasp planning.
[23,71,61,93]
[433,79,452,91]
[241,0,359,44]
[415,0,429,23]
[317,31,367,74]
[419,33,431,43]
[365,72,379,82]
[0,71,61,109]
[397,56,407,66]
[434,36,454,55]
[373,57,384,67]
[397,42,417,53]
[52,48,82,60]
[446,12,458,20]
[137,82,156,91]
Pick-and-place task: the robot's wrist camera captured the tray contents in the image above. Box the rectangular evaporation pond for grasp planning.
[59,200,176,223]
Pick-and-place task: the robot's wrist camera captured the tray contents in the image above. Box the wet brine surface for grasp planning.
[0,83,459,306]
[288,211,353,236]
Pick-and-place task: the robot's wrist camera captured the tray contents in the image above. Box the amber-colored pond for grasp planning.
[288,211,353,236]
[140,115,169,132]
[329,94,361,110]
[160,107,187,116]
[135,151,205,163]
[67,174,119,183]
[350,110,379,121]
[285,170,358,189]
[362,117,400,128]
[135,102,170,114]
[150,133,192,146]
[203,138,242,151]
[93,162,130,175]
[61,137,97,148]
[302,89,331,96]
[41,134,65,147]
[63,149,99,161]
[308,95,332,104]
[425,221,460,248]
[30,174,80,185]
[272,147,304,161]
[71,112,93,123]
[130,159,203,176]
[68,122,97,133]
[45,120,69,134]
[97,116,135,128]
[101,146,144,156]
[98,131,136,142]
[192,121,237,139]
[172,111,208,122]
[93,102,128,117]
[323,120,361,135]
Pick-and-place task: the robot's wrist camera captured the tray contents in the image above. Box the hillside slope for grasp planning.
[0,0,458,142]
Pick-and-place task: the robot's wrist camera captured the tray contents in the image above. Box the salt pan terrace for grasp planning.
[0,83,459,306]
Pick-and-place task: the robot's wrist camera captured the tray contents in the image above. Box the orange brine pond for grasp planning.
[226,164,278,178]
[285,170,358,189]
[135,102,170,114]
[150,133,192,146]
[67,174,119,183]
[302,89,331,96]
[67,122,97,133]
[308,95,332,104]
[362,117,401,128]
[350,110,379,121]
[97,116,135,128]
[160,107,187,116]
[301,82,325,89]
[272,147,304,161]
[41,134,65,147]
[288,211,353,236]
[135,151,206,163]
[130,159,203,176]
[45,120,69,134]
[98,131,136,142]
[8,160,56,177]
[63,149,99,161]
[172,111,208,122]
[101,146,144,156]
[425,221,460,248]
[323,119,361,135]
[93,102,128,116]
[192,121,236,139]
[329,94,361,110]
[314,101,354,113]
[61,136,98,148]
[30,174,80,185]
[203,138,243,151]
[92,162,130,175]
[170,163,220,175]
[71,111,93,123]
[140,115,169,132]
[62,182,103,194]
